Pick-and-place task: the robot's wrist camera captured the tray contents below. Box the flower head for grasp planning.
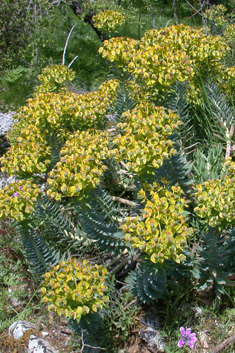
[178,327,197,349]
[12,192,19,198]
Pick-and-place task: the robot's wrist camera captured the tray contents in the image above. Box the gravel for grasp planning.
[0,112,17,189]
[0,111,16,135]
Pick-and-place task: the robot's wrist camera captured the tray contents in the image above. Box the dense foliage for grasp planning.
[2,2,235,351]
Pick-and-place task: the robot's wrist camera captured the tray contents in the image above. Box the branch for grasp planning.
[212,335,235,353]
[80,331,106,352]
[110,257,129,275]
[112,196,138,207]
[62,24,77,66]
[68,55,79,68]
[184,0,210,32]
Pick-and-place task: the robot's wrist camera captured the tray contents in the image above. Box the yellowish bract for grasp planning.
[41,258,109,321]
[194,170,235,229]
[110,103,181,174]
[0,124,51,176]
[205,4,228,27]
[34,64,75,94]
[99,24,229,102]
[1,77,119,178]
[46,129,110,200]
[93,10,125,33]
[122,182,193,263]
[0,180,40,221]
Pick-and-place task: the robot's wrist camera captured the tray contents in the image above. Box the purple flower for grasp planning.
[12,192,19,198]
[178,327,197,349]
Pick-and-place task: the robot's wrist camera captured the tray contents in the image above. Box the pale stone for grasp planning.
[198,331,209,349]
[28,335,59,353]
[8,320,36,339]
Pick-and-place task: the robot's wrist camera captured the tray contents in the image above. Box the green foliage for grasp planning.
[0,0,34,70]
[112,81,137,123]
[154,150,194,192]
[102,288,139,350]
[164,82,194,147]
[203,81,235,151]
[33,195,85,248]
[76,191,126,255]
[4,16,235,342]
[20,222,60,276]
[1,67,30,84]
[0,0,111,108]
[0,219,37,333]
[125,262,167,304]
[192,145,225,183]
[194,227,235,298]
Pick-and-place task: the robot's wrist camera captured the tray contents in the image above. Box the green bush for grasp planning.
[2,21,235,346]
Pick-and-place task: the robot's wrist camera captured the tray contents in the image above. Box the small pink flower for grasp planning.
[178,327,197,349]
[12,192,19,197]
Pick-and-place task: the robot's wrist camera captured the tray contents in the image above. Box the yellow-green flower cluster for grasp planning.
[99,24,229,96]
[110,103,181,174]
[93,10,125,33]
[99,37,139,68]
[0,180,40,221]
[15,79,119,132]
[220,66,235,97]
[194,176,235,228]
[142,24,228,68]
[41,258,109,321]
[46,129,110,200]
[224,24,235,45]
[122,182,193,264]
[34,64,75,94]
[1,78,119,179]
[224,157,235,174]
[0,125,51,176]
[70,79,119,129]
[205,4,228,27]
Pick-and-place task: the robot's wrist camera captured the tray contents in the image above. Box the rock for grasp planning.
[28,335,59,353]
[193,306,203,317]
[0,111,16,136]
[0,173,17,189]
[9,320,36,339]
[198,331,209,349]
[138,308,165,352]
[139,327,165,352]
[0,111,16,156]
[8,288,22,308]
[7,321,59,353]
[8,283,29,309]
